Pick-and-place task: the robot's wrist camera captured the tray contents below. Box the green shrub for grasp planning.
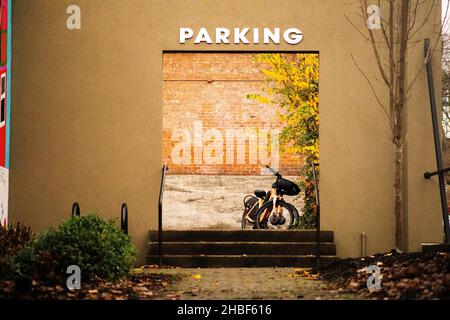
[34,213,136,281]
[6,246,37,279]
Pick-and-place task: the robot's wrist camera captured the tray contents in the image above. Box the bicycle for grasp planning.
[241,166,301,230]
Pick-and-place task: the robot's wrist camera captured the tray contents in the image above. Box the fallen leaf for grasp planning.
[55,285,64,292]
[349,281,360,290]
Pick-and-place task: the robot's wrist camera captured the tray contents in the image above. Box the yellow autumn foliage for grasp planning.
[249,53,319,163]
[248,53,319,228]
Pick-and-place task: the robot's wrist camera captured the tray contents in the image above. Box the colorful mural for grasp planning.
[0,0,10,227]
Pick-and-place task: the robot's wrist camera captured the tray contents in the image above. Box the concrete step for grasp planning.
[148,242,336,256]
[149,230,334,243]
[146,254,337,268]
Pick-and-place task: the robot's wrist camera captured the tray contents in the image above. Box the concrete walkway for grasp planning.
[146,268,364,300]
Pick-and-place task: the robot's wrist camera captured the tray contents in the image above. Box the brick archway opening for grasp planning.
[162,52,314,230]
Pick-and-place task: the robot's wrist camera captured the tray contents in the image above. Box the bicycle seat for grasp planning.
[254,190,267,199]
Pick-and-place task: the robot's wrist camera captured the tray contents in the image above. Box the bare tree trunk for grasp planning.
[393,0,409,250]
[389,0,395,116]
[355,0,442,250]
[393,137,404,249]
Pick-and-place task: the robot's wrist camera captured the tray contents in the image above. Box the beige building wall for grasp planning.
[9,0,443,264]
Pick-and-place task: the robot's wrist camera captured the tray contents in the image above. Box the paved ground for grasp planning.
[145,268,364,300]
[163,175,304,230]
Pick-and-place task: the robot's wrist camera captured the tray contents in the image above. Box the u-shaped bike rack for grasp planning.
[70,202,129,235]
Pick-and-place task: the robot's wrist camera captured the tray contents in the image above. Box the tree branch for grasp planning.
[360,0,391,87]
[351,54,394,127]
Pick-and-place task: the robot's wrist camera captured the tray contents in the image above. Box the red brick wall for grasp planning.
[163,53,303,175]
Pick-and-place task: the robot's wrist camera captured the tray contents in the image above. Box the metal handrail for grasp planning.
[424,167,450,179]
[312,163,320,265]
[158,165,168,266]
[424,39,450,243]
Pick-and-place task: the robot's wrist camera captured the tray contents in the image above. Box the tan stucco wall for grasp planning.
[9,0,443,264]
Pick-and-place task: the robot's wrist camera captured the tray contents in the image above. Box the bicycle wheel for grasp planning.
[285,202,300,227]
[254,201,298,230]
[241,195,258,230]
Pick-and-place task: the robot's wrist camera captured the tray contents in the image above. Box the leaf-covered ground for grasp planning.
[6,251,447,301]
[311,249,450,300]
[0,266,181,300]
[141,267,362,300]
[1,267,364,300]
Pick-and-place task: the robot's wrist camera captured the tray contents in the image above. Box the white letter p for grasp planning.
[180,28,194,44]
